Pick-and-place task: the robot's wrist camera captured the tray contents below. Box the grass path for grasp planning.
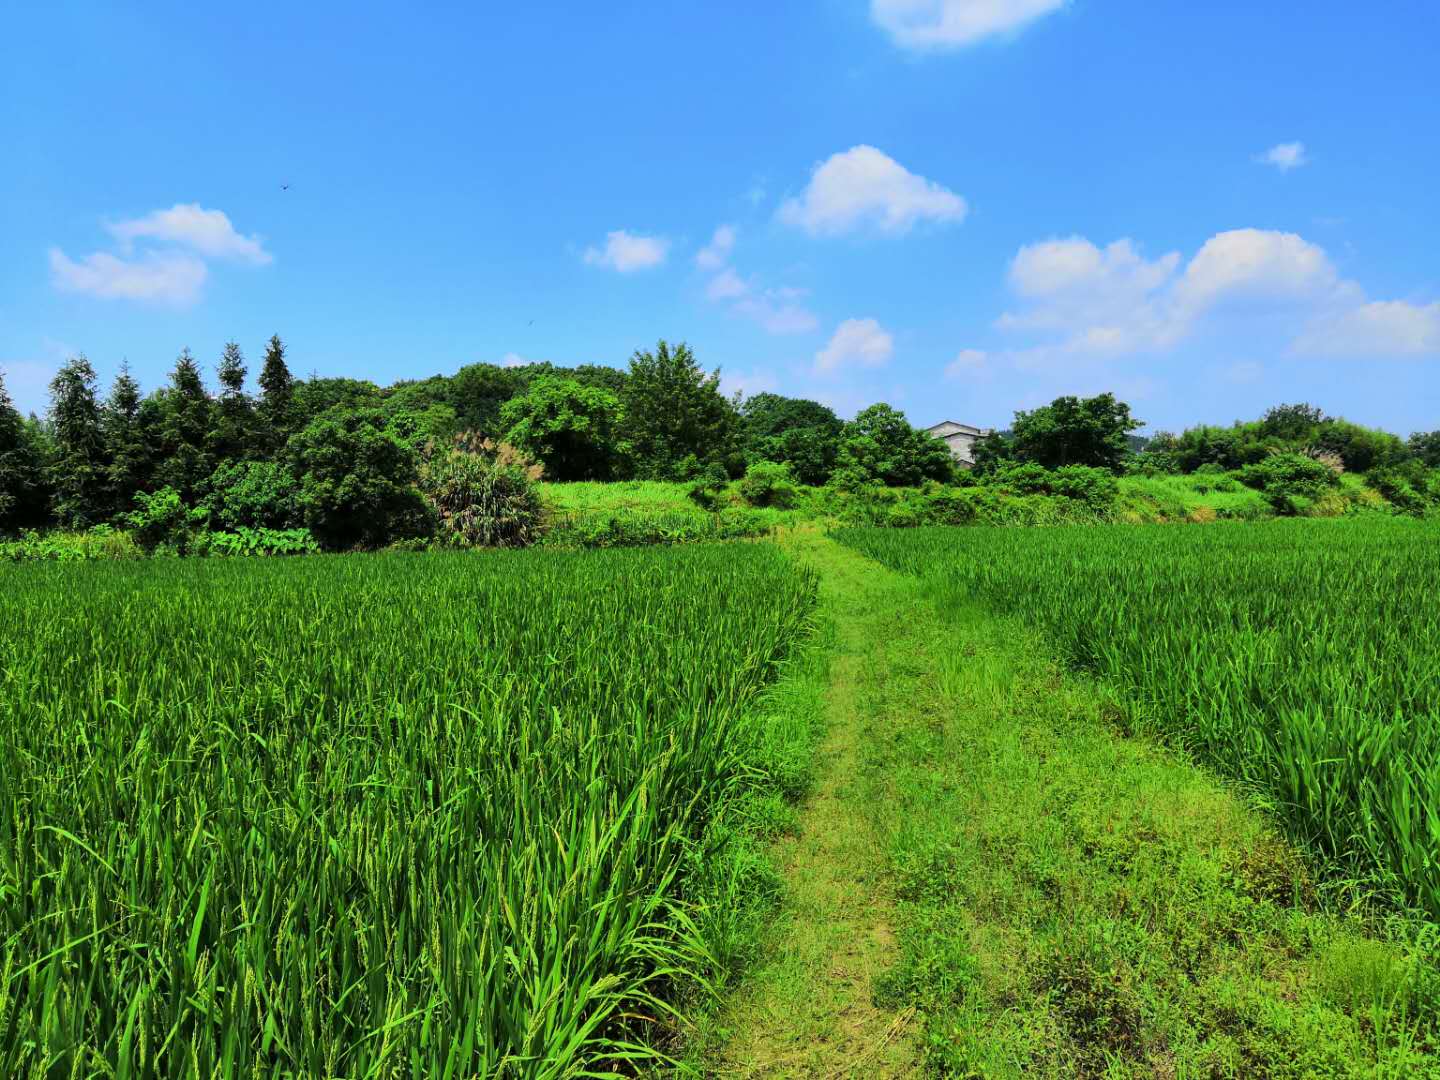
[704,529,931,1077]
[701,530,1439,1077]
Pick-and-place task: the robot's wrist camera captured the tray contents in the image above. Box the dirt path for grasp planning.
[709,531,926,1077]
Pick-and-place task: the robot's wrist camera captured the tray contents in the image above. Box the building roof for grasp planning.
[926,420,991,437]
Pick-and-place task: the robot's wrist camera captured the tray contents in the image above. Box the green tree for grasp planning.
[621,340,737,479]
[1409,430,1440,468]
[292,377,382,429]
[210,341,256,463]
[47,354,109,527]
[258,334,295,449]
[287,407,428,549]
[1260,402,1325,443]
[740,393,844,485]
[0,372,52,531]
[102,363,151,513]
[156,349,213,502]
[201,459,302,530]
[500,375,626,480]
[1008,393,1142,471]
[836,403,954,487]
[449,363,530,434]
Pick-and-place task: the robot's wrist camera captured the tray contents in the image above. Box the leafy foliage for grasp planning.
[622,340,738,479]
[739,393,843,485]
[1003,393,1141,471]
[287,407,428,549]
[738,460,800,508]
[836,403,954,487]
[500,374,627,480]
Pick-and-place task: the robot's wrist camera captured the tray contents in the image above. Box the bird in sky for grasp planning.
[280,183,290,191]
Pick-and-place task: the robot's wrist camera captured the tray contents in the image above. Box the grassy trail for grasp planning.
[705,531,1438,1077]
[706,529,930,1077]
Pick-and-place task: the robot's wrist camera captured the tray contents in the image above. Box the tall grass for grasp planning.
[835,519,1440,918]
[0,544,815,1075]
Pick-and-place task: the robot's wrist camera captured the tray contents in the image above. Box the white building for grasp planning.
[925,421,992,469]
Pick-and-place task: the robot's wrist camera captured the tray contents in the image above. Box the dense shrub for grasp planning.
[202,460,302,530]
[0,526,141,562]
[991,463,1119,510]
[738,461,800,508]
[1240,452,1340,514]
[287,407,430,549]
[1368,463,1440,517]
[419,434,543,547]
[125,486,200,551]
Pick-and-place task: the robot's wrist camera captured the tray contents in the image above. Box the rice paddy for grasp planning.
[835,518,1440,917]
[0,545,816,1076]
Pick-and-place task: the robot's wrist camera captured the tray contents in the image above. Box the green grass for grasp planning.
[835,519,1440,918]
[0,544,816,1076]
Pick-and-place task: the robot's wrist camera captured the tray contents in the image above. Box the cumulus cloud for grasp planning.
[815,317,894,373]
[778,146,966,235]
[734,293,821,334]
[871,0,1066,49]
[993,227,1437,362]
[107,203,272,264]
[583,230,669,272]
[48,202,269,306]
[49,248,208,305]
[696,224,737,270]
[1256,142,1309,172]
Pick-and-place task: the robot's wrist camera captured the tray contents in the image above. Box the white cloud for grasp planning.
[993,226,1437,363]
[108,203,271,264]
[1256,142,1309,172]
[945,348,989,378]
[583,230,669,272]
[696,224,737,270]
[49,248,208,305]
[48,202,269,306]
[778,145,966,235]
[1173,228,1343,314]
[871,0,1066,50]
[499,352,541,368]
[1293,300,1440,357]
[815,317,894,373]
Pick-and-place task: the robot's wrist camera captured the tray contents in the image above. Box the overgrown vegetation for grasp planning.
[0,543,817,1074]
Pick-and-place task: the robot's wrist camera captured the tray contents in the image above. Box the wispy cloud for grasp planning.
[871,0,1066,50]
[695,224,737,270]
[1255,141,1309,172]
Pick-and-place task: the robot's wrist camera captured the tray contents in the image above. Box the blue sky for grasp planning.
[3,1,1437,435]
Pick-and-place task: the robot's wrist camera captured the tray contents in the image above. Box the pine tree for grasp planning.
[258,334,294,450]
[103,363,149,514]
[211,341,256,462]
[0,374,52,532]
[157,349,213,501]
[47,355,109,527]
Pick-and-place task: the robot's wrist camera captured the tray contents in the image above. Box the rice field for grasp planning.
[835,518,1440,918]
[0,545,816,1076]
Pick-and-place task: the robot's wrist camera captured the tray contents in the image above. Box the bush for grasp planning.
[202,460,302,530]
[991,463,1118,510]
[1368,463,1440,516]
[288,407,430,549]
[125,487,201,551]
[1240,453,1340,512]
[686,464,730,511]
[0,527,142,562]
[419,434,543,547]
[738,461,799,508]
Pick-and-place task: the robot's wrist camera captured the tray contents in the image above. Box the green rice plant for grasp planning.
[0,543,816,1075]
[835,518,1440,918]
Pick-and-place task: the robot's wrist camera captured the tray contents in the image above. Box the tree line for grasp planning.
[4,339,1436,548]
